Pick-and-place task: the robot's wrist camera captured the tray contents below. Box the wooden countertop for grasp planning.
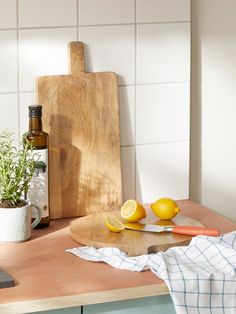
[0,200,235,314]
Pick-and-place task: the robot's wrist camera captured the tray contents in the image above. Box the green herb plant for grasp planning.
[0,131,36,208]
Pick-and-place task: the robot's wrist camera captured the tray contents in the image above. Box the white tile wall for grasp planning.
[136,83,190,144]
[19,28,77,91]
[119,86,135,146]
[0,31,17,93]
[137,23,190,84]
[79,0,135,25]
[137,0,190,23]
[19,0,77,28]
[0,0,190,203]
[0,94,18,134]
[0,0,16,29]
[79,25,135,85]
[19,92,36,135]
[136,142,189,203]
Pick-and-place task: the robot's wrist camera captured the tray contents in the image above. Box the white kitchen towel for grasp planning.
[66,231,236,314]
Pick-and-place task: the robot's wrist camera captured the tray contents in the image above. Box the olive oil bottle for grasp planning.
[25,105,50,228]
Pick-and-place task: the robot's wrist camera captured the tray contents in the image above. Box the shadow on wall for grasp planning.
[189,0,202,203]
[83,44,93,72]
[118,85,135,202]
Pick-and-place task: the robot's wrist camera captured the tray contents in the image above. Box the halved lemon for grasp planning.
[120,200,146,222]
[105,216,124,233]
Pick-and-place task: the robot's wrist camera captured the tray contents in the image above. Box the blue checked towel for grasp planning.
[66,231,236,314]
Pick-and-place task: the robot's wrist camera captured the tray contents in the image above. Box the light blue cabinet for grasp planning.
[33,295,175,314]
[33,307,81,314]
[84,295,175,314]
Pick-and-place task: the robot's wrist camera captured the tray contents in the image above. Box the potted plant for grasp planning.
[0,131,41,242]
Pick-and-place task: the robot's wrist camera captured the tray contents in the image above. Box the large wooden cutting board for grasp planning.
[70,207,204,256]
[37,42,122,218]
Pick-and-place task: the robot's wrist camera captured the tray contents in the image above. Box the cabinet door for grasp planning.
[83,295,175,314]
[34,307,81,313]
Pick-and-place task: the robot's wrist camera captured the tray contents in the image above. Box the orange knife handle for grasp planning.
[172,226,220,237]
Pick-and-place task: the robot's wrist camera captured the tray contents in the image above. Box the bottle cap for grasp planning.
[28,105,42,117]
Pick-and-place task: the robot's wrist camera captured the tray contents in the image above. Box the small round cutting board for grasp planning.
[69,207,203,256]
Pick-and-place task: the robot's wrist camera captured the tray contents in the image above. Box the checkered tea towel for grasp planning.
[66,231,236,314]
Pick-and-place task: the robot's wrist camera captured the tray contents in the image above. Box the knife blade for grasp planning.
[123,223,220,237]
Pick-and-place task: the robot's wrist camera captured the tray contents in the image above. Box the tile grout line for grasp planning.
[0,90,35,95]
[119,140,190,149]
[0,25,77,32]
[78,0,80,41]
[77,20,190,27]
[0,80,190,96]
[16,0,20,145]
[0,91,18,95]
[0,79,190,94]
[120,144,135,148]
[0,80,191,99]
[122,80,191,87]
[189,0,192,199]
[76,0,79,40]
[134,0,137,200]
[134,140,190,147]
[0,20,191,32]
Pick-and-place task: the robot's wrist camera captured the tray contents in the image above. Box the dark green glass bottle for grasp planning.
[25,105,50,228]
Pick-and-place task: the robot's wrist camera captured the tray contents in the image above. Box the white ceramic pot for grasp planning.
[0,201,41,242]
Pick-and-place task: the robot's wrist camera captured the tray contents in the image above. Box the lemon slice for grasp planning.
[151,197,180,220]
[105,216,124,232]
[120,200,146,222]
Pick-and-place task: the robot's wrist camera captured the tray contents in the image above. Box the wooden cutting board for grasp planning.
[37,42,122,218]
[70,207,204,256]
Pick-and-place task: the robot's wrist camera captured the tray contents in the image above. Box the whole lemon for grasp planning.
[151,198,180,220]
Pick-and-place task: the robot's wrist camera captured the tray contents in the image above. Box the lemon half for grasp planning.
[121,200,146,222]
[151,198,180,220]
[105,216,124,232]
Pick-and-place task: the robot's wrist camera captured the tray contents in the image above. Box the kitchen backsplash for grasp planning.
[0,0,190,203]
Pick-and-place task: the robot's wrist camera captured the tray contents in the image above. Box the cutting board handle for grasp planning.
[68,41,85,75]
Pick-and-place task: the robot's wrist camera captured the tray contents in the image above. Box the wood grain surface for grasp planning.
[70,205,204,256]
[37,42,122,218]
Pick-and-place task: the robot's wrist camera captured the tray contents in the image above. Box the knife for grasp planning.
[123,223,220,236]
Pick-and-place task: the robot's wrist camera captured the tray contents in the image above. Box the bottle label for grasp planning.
[28,149,49,218]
